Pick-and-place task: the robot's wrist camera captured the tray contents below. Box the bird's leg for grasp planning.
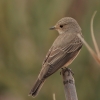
[60,67,74,76]
[66,68,74,76]
[60,67,64,75]
[60,67,67,75]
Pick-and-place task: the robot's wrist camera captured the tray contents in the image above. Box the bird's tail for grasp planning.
[29,79,45,97]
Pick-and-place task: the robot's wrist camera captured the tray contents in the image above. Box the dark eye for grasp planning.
[60,25,63,28]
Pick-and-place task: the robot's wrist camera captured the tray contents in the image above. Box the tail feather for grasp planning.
[29,79,45,97]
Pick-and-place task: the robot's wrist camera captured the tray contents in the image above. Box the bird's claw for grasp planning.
[60,68,74,76]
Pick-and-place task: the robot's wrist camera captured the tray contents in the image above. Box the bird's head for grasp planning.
[50,17,81,34]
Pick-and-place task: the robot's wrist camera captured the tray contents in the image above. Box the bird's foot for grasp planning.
[60,67,66,75]
[60,68,74,76]
[66,68,74,76]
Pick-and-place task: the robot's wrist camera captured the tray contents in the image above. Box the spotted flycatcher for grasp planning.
[29,17,83,97]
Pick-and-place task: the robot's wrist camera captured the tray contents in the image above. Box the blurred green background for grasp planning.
[0,0,100,100]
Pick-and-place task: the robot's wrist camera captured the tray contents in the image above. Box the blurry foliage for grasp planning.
[0,0,100,100]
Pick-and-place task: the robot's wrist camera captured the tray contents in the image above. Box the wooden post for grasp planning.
[61,68,78,100]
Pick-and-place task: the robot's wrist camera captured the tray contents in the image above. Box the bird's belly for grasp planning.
[63,50,80,67]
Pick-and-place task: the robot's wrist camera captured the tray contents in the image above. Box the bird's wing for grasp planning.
[40,34,82,79]
[42,46,54,66]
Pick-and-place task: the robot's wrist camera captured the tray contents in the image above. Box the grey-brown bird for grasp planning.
[29,17,83,97]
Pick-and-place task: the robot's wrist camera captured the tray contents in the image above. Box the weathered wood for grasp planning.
[61,68,78,100]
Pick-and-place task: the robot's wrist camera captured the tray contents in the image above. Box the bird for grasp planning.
[29,17,83,97]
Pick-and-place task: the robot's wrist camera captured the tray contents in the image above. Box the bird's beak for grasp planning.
[49,26,56,30]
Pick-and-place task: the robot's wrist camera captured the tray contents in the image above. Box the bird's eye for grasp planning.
[60,25,63,28]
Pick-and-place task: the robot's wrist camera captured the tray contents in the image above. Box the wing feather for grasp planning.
[40,34,83,79]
